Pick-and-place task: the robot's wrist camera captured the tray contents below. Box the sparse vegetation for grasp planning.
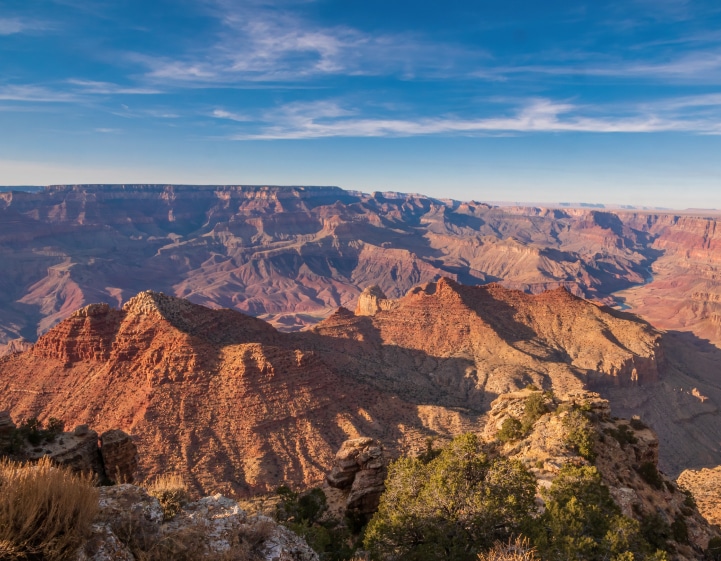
[478,537,540,561]
[111,492,279,561]
[0,456,98,560]
[145,473,191,520]
[606,424,638,448]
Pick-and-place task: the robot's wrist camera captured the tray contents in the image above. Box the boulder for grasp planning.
[327,437,387,516]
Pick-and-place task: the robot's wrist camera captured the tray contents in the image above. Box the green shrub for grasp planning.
[563,409,596,461]
[417,437,441,464]
[364,433,537,561]
[606,424,638,448]
[497,418,524,443]
[536,465,665,560]
[671,516,689,544]
[275,486,358,560]
[521,394,548,432]
[640,513,671,551]
[637,462,664,490]
[682,488,697,509]
[276,486,328,525]
[630,417,647,431]
[16,417,66,446]
[706,535,721,560]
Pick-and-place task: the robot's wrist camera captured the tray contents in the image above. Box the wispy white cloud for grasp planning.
[0,85,78,102]
[212,109,251,121]
[133,1,485,84]
[494,47,721,83]
[67,79,162,95]
[0,17,49,35]
[225,98,721,139]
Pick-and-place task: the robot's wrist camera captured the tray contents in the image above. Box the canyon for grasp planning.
[3,184,721,357]
[2,280,721,497]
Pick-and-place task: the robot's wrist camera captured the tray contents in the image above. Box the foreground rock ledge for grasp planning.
[76,484,318,561]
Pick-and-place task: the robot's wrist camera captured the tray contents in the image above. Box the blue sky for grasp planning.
[2,0,721,208]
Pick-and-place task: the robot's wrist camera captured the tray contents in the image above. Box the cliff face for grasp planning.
[6,184,721,355]
[1,282,720,495]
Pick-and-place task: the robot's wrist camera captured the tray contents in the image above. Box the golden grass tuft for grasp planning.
[0,456,98,560]
[145,473,191,521]
[478,537,541,561]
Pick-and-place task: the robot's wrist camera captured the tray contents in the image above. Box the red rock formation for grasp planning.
[3,282,720,494]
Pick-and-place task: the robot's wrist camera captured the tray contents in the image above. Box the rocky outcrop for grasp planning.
[486,390,717,559]
[100,429,139,484]
[0,414,136,483]
[76,484,318,561]
[354,286,398,316]
[326,437,387,517]
[678,467,721,527]
[28,425,106,477]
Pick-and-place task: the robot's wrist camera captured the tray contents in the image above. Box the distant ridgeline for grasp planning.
[3,183,721,355]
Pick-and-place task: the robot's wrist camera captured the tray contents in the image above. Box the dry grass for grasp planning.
[0,456,98,560]
[145,473,191,520]
[478,537,541,561]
